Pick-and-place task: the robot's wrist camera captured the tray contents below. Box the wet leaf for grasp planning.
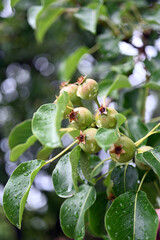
[105,191,158,240]
[3,160,46,229]
[60,184,96,239]
[32,91,69,148]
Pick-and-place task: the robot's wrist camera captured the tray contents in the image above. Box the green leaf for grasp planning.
[3,160,46,229]
[89,155,104,177]
[127,116,148,143]
[52,146,81,197]
[95,128,119,151]
[116,113,126,128]
[88,192,108,238]
[36,6,65,43]
[59,47,88,81]
[138,146,160,177]
[111,59,134,74]
[27,6,42,29]
[74,3,102,34]
[106,74,131,97]
[144,69,160,90]
[32,91,69,148]
[98,80,113,97]
[11,0,20,7]
[111,165,138,197]
[60,184,96,239]
[37,146,53,160]
[9,119,32,150]
[10,135,37,162]
[105,191,158,240]
[70,146,81,192]
[80,151,101,184]
[98,31,121,59]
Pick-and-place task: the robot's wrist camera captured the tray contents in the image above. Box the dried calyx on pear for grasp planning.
[68,107,93,130]
[109,135,136,163]
[77,128,101,154]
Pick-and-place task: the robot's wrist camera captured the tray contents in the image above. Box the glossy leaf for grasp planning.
[36,6,65,43]
[127,116,148,143]
[74,3,102,34]
[105,191,158,240]
[88,192,108,237]
[137,146,160,177]
[52,146,81,197]
[10,135,37,162]
[106,74,131,97]
[89,155,104,177]
[3,160,46,229]
[111,165,138,197]
[59,47,88,81]
[32,91,69,148]
[9,119,32,150]
[95,128,119,151]
[79,151,101,183]
[60,184,96,239]
[37,146,53,160]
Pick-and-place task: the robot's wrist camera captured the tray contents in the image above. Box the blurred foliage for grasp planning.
[0,0,160,239]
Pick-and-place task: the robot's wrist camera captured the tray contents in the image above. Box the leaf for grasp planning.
[116,113,126,128]
[89,155,104,177]
[98,31,120,59]
[111,59,134,74]
[27,6,42,29]
[36,6,65,43]
[111,165,138,197]
[60,184,96,240]
[32,91,69,148]
[3,160,46,229]
[88,192,108,238]
[106,74,131,97]
[95,128,119,151]
[105,191,158,240]
[138,146,160,177]
[10,135,37,162]
[127,116,148,143]
[74,3,102,34]
[69,146,81,192]
[9,119,32,150]
[11,0,20,7]
[59,47,88,81]
[80,153,103,181]
[144,69,160,90]
[98,79,113,97]
[52,146,81,197]
[37,146,53,160]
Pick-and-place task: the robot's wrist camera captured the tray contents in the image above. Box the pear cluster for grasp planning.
[59,76,136,163]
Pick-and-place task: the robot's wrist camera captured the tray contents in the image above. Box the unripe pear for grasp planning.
[109,135,136,163]
[95,106,118,129]
[68,107,93,130]
[77,76,98,100]
[77,128,101,154]
[60,84,82,105]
